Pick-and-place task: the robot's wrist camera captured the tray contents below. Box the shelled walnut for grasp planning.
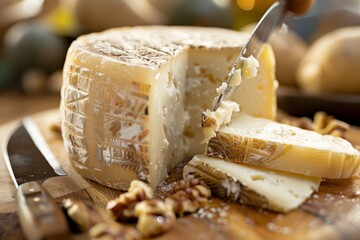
[165,179,211,215]
[134,199,176,237]
[62,199,103,232]
[49,119,62,133]
[107,180,153,222]
[280,111,349,138]
[90,223,141,240]
[313,112,349,137]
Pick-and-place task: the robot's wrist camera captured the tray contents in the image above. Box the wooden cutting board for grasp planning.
[1,109,360,240]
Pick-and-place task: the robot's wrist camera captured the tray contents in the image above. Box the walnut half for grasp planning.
[107,180,153,222]
[165,179,211,215]
[134,199,176,237]
[62,199,103,232]
[89,223,141,240]
[313,111,349,137]
[280,111,350,138]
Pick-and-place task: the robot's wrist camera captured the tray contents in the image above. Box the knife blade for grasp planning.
[213,0,287,111]
[2,117,70,240]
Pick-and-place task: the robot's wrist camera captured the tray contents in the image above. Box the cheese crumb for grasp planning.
[241,55,259,78]
[202,55,259,143]
[228,69,242,87]
[216,82,228,94]
[202,101,240,143]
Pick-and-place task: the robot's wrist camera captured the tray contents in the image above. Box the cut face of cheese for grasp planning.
[207,112,360,179]
[184,154,321,213]
[230,45,276,120]
[183,43,276,157]
[60,26,277,190]
[201,53,262,144]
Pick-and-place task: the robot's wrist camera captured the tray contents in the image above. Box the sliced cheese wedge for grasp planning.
[60,26,277,190]
[206,112,360,179]
[184,154,321,213]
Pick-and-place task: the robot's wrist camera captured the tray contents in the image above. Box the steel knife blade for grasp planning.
[2,117,70,240]
[5,117,67,187]
[213,0,287,111]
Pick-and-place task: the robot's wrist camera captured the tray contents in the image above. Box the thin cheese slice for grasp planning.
[60,26,277,190]
[206,112,360,178]
[184,154,321,213]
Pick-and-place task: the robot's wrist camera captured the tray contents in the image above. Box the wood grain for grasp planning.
[0,91,60,125]
[1,109,360,240]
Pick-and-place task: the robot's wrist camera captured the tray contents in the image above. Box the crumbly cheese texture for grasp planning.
[201,55,260,143]
[184,154,321,213]
[60,26,277,190]
[207,112,360,179]
[202,101,240,143]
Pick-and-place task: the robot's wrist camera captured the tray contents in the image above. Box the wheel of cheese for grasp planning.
[60,26,276,190]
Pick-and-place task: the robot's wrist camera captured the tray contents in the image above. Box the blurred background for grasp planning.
[0,0,359,125]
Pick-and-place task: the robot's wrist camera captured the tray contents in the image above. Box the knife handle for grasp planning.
[16,181,70,240]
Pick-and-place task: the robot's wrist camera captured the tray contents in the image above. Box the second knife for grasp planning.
[3,117,72,240]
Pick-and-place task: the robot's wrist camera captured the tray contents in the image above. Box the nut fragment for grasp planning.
[280,117,315,130]
[313,112,349,137]
[134,199,176,237]
[90,223,141,240]
[107,180,153,222]
[49,120,62,133]
[280,111,349,138]
[62,199,102,232]
[165,179,211,215]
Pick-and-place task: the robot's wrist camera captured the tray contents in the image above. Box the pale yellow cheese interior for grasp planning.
[185,154,321,212]
[186,44,276,155]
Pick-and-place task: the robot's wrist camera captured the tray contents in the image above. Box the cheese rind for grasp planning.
[184,154,321,213]
[207,113,360,179]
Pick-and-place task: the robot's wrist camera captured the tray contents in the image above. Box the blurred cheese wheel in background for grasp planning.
[311,8,360,41]
[61,0,168,32]
[168,0,234,28]
[147,0,185,15]
[4,21,68,73]
[297,27,360,94]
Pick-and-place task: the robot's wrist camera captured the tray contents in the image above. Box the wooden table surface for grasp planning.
[0,91,61,125]
[1,107,360,239]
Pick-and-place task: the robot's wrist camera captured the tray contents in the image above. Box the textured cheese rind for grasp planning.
[61,26,277,190]
[61,44,157,189]
[61,46,188,189]
[184,155,321,213]
[207,113,360,179]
